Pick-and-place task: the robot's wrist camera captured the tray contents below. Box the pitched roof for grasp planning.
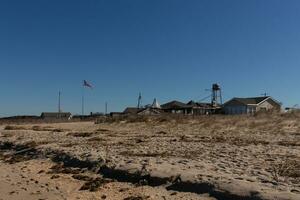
[225,96,271,106]
[187,100,198,107]
[187,101,212,108]
[161,100,192,109]
[235,96,270,105]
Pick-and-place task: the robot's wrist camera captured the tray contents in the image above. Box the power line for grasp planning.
[199,95,211,102]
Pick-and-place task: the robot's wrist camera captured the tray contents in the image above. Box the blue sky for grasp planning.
[0,0,300,116]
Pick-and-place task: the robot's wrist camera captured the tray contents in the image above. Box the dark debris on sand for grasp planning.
[80,177,113,192]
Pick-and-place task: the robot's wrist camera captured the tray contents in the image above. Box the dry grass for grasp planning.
[60,142,80,147]
[0,132,13,138]
[4,125,27,130]
[120,150,173,158]
[87,136,105,142]
[277,141,300,147]
[3,125,66,132]
[96,128,111,132]
[96,113,300,132]
[271,159,300,182]
[95,114,204,124]
[67,132,94,137]
[31,126,66,132]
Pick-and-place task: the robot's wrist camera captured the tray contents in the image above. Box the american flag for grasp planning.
[83,80,93,88]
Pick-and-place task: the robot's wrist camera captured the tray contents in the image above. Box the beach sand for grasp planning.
[0,114,299,199]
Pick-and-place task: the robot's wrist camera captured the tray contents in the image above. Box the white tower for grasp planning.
[151,98,161,109]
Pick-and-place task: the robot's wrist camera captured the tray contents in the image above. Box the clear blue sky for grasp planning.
[0,0,300,116]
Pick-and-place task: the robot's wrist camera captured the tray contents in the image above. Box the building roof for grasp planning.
[223,96,280,106]
[186,100,198,107]
[187,101,212,108]
[161,100,192,110]
[123,107,141,114]
[233,96,270,105]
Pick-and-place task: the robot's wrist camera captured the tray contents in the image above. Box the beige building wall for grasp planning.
[257,100,278,111]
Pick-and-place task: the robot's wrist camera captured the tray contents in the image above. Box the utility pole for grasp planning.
[105,102,108,115]
[137,92,142,109]
[82,81,84,116]
[58,91,61,119]
[81,95,84,116]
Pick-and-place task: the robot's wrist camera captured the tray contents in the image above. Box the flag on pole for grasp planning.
[83,80,93,89]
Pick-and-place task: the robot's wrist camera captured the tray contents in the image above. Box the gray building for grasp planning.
[223,96,281,115]
[187,101,218,115]
[160,100,219,115]
[161,100,193,114]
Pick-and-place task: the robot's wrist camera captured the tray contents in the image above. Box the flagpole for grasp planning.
[82,81,84,116]
[82,80,93,116]
[58,91,61,118]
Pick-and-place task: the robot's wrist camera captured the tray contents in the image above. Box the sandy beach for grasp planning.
[0,115,299,200]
